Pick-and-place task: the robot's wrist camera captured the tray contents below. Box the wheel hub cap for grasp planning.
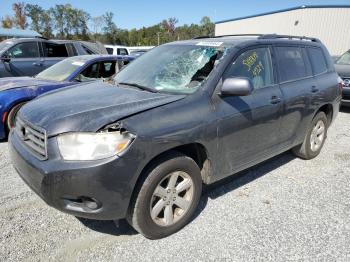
[150,171,194,227]
[310,120,325,152]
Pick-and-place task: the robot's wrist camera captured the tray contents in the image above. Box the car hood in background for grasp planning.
[19,82,186,137]
[0,77,58,92]
[335,64,350,78]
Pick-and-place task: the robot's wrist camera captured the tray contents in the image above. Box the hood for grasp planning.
[0,77,57,92]
[334,64,350,78]
[19,82,186,137]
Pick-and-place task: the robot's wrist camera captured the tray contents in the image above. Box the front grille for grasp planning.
[15,117,48,160]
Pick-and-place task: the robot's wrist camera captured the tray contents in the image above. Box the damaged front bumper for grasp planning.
[9,130,143,220]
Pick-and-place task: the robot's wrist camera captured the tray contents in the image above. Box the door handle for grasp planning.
[270,95,281,104]
[311,86,319,93]
[33,62,42,66]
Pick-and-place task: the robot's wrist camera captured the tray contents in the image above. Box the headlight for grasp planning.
[57,132,134,161]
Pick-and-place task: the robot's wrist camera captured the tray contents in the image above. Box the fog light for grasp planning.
[64,196,101,211]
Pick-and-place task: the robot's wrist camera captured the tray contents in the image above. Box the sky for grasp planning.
[1,0,350,30]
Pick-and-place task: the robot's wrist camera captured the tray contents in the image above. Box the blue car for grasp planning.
[0,54,134,139]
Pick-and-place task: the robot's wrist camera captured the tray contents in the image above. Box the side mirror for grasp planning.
[1,55,11,63]
[220,77,254,96]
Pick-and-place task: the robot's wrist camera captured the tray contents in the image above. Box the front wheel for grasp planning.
[292,111,328,160]
[127,152,202,239]
[6,102,26,131]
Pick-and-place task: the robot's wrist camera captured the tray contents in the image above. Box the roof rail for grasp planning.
[215,34,263,38]
[193,34,263,39]
[258,34,320,42]
[193,34,321,42]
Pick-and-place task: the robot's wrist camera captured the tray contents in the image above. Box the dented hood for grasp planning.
[19,82,185,137]
[0,77,57,92]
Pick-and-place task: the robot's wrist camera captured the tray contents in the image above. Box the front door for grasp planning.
[215,46,283,177]
[2,41,42,76]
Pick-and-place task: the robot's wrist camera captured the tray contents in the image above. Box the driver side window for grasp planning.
[224,47,274,89]
[76,61,117,82]
[7,42,40,58]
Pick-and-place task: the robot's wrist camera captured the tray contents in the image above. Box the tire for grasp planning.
[6,102,26,131]
[127,152,202,239]
[292,111,328,160]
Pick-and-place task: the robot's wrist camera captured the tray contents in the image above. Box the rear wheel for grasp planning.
[292,111,328,159]
[6,102,26,132]
[127,152,202,239]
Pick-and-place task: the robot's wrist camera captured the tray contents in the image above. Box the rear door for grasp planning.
[215,46,284,176]
[275,45,316,146]
[2,41,42,76]
[307,46,338,106]
[41,41,69,70]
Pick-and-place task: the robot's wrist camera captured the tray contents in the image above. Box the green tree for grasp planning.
[91,16,105,41]
[41,11,53,38]
[200,16,214,36]
[50,4,66,38]
[1,16,14,28]
[25,4,44,32]
[103,12,118,44]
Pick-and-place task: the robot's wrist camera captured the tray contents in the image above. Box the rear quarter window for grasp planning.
[307,47,328,75]
[106,48,114,55]
[276,46,309,82]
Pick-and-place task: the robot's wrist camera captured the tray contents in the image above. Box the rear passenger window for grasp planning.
[117,48,128,55]
[106,48,114,55]
[276,47,308,82]
[43,43,68,57]
[308,48,328,75]
[224,47,274,89]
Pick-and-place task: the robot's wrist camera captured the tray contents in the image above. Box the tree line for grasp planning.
[1,2,215,46]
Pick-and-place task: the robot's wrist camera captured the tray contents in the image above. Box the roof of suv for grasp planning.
[168,34,322,48]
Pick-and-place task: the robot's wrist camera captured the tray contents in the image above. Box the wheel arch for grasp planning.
[314,103,333,126]
[3,99,30,130]
[127,143,212,212]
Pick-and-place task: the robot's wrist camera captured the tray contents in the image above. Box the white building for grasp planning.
[215,5,350,55]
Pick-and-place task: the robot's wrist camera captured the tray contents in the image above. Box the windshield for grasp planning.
[0,40,14,54]
[336,51,350,65]
[35,57,89,81]
[114,44,227,94]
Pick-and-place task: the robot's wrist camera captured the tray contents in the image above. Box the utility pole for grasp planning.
[157,32,161,46]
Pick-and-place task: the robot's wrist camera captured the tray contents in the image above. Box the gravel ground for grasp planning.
[1,109,350,262]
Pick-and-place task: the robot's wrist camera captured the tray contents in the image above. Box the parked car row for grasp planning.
[5,34,342,239]
[0,37,108,77]
[0,54,134,139]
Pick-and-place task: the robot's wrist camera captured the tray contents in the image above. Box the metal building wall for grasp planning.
[215,7,350,55]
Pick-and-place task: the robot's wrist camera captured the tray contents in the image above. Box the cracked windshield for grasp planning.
[114,44,227,94]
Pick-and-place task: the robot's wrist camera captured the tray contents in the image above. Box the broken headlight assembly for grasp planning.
[57,131,135,161]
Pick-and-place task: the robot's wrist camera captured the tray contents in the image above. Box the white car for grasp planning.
[104,45,129,56]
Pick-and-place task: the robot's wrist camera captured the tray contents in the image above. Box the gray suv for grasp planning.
[9,34,341,239]
[0,37,107,77]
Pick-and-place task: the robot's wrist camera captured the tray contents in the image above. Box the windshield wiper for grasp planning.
[117,82,158,93]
